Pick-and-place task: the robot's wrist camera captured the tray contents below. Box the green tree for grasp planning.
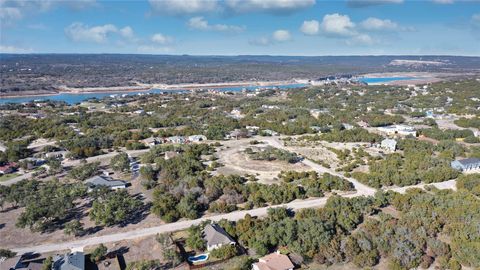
[89,190,143,226]
[90,244,108,262]
[64,220,84,236]
[110,152,130,172]
[210,245,237,260]
[0,249,16,259]
[41,256,53,270]
[186,225,206,251]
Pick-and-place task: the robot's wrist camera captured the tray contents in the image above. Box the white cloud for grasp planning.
[65,23,117,43]
[320,13,356,37]
[272,29,292,42]
[64,23,137,44]
[119,26,134,39]
[432,0,454,4]
[359,17,398,31]
[0,0,97,26]
[226,0,315,14]
[250,29,292,46]
[0,7,22,25]
[347,0,403,8]
[148,0,219,15]
[187,16,245,33]
[346,33,374,45]
[300,20,320,35]
[151,33,174,44]
[0,44,33,53]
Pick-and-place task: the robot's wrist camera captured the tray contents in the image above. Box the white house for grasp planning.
[188,135,207,142]
[377,125,416,137]
[381,138,397,152]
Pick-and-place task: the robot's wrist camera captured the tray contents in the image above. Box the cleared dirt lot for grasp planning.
[215,138,312,184]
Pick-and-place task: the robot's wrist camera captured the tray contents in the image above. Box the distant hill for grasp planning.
[1,54,479,95]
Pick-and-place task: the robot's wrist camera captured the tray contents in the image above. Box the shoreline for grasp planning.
[0,80,297,99]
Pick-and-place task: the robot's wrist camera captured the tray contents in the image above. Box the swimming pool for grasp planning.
[188,253,209,263]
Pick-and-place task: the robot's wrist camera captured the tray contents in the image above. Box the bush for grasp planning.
[90,244,107,262]
[210,245,238,260]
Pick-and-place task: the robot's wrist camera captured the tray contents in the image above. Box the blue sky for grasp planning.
[1,0,479,55]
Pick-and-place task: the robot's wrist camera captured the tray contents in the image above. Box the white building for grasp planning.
[377,125,416,137]
[188,135,207,142]
[381,138,397,152]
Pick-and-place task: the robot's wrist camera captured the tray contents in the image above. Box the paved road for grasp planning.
[8,138,457,254]
[9,193,357,254]
[10,179,457,255]
[0,171,36,186]
[62,149,150,167]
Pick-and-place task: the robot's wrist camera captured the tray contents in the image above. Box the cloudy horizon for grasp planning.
[1,0,479,56]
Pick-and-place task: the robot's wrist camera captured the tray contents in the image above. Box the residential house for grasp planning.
[166,136,186,144]
[45,151,67,159]
[188,135,207,142]
[261,129,279,136]
[246,126,260,134]
[1,256,43,270]
[342,123,355,130]
[143,137,160,147]
[252,251,294,270]
[203,223,236,251]
[377,125,416,137]
[381,138,397,152]
[228,129,249,140]
[85,175,127,190]
[52,252,85,270]
[0,162,17,174]
[451,158,480,172]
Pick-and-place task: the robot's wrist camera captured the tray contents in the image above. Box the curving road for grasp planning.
[261,136,377,196]
[9,137,457,255]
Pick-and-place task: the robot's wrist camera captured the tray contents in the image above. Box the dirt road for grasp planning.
[9,137,457,254]
[261,136,377,196]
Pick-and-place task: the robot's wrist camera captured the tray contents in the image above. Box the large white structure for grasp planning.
[381,138,397,152]
[377,124,416,137]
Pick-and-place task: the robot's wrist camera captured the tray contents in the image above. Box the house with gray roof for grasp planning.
[52,252,84,270]
[85,175,127,190]
[451,158,480,172]
[203,223,236,251]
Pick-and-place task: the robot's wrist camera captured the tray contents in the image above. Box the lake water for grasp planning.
[0,83,306,105]
[359,77,415,85]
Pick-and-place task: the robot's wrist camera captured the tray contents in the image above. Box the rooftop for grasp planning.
[254,252,294,270]
[203,223,235,247]
[85,175,127,188]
